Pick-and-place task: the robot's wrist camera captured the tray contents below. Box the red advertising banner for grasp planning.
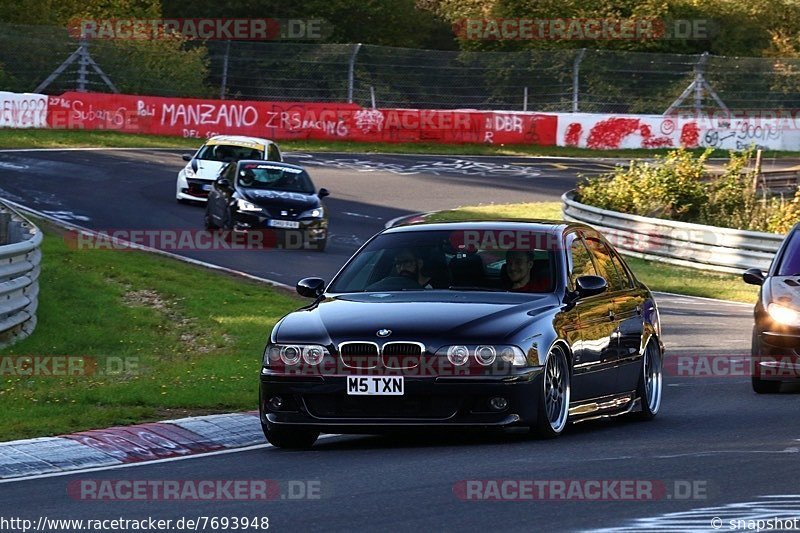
[46,92,557,146]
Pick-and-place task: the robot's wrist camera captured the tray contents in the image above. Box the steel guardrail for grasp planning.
[562,190,784,274]
[0,201,42,348]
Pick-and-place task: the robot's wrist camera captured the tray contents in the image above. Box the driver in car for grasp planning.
[394,248,433,289]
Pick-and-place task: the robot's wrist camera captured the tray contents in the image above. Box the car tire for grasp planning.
[308,238,327,252]
[262,422,319,449]
[752,376,781,394]
[221,208,234,231]
[634,338,662,420]
[532,345,570,438]
[203,207,219,230]
[750,329,782,393]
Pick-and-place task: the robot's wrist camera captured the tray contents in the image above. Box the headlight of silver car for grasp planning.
[767,302,800,327]
[435,344,527,366]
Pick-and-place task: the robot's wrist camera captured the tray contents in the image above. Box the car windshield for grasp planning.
[196,143,263,162]
[329,229,558,293]
[777,230,800,275]
[236,163,315,194]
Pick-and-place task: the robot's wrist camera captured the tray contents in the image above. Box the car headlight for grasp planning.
[767,302,800,327]
[263,344,330,367]
[435,345,527,366]
[184,165,195,179]
[300,207,324,218]
[236,198,262,212]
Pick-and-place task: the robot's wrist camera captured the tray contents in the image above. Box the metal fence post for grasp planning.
[523,87,528,112]
[695,51,709,115]
[77,38,88,92]
[220,40,231,100]
[572,48,586,113]
[347,43,362,103]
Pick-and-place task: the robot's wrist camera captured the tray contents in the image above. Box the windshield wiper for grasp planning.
[448,286,505,292]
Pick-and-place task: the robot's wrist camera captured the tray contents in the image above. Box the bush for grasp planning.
[576,148,800,234]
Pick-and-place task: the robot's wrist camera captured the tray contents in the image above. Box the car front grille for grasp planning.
[382,342,423,369]
[339,342,380,369]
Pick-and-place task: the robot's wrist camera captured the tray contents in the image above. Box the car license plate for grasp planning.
[269,220,300,229]
[201,183,212,191]
[347,376,404,396]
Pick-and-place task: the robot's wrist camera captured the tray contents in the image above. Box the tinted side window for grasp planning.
[569,236,597,288]
[268,144,282,161]
[777,230,800,276]
[585,236,627,292]
[222,163,237,181]
[609,250,634,289]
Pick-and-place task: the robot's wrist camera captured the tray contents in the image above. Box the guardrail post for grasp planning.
[0,212,9,245]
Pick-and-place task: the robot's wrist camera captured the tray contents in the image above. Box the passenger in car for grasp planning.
[505,250,550,292]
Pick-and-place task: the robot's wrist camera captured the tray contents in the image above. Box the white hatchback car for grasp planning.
[176,135,283,203]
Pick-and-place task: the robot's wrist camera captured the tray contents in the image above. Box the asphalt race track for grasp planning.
[1,148,798,532]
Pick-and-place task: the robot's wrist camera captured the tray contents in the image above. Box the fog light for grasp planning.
[489,397,508,411]
[269,396,283,410]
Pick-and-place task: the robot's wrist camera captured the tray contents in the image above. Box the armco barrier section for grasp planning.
[0,202,42,348]
[562,190,783,273]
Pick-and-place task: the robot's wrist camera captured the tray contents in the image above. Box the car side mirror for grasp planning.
[575,275,608,298]
[182,154,192,162]
[297,277,325,298]
[743,268,765,286]
[318,188,330,198]
[216,178,231,189]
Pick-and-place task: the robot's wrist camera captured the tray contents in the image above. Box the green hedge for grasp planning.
[576,148,800,234]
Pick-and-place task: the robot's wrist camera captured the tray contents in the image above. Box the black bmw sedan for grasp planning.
[744,222,800,393]
[260,220,664,448]
[204,160,329,251]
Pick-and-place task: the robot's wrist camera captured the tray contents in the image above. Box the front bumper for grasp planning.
[259,369,544,433]
[176,173,213,201]
[232,212,328,245]
[753,329,800,381]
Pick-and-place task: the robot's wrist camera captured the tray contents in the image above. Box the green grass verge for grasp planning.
[1,128,798,159]
[429,201,759,304]
[0,222,301,441]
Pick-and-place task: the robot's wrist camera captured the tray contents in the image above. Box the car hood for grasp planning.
[190,160,226,181]
[240,189,319,211]
[766,276,800,307]
[274,292,560,347]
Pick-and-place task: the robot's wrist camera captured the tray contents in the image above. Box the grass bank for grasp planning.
[0,221,301,441]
